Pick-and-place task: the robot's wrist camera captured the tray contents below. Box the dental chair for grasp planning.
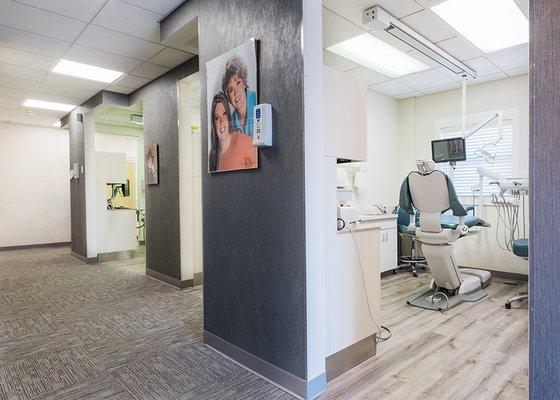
[399,160,491,311]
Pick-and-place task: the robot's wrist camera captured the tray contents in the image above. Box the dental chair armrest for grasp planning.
[453,216,469,236]
[464,205,475,215]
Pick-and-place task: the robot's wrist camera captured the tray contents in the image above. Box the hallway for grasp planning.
[0,247,290,400]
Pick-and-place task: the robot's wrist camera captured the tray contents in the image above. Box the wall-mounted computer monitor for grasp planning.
[431,138,467,164]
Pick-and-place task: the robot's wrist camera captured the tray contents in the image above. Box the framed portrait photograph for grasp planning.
[206,39,259,173]
[145,143,159,185]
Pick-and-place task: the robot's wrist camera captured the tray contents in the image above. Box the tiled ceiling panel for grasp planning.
[13,0,107,22]
[0,25,69,57]
[0,63,46,82]
[76,25,165,61]
[130,63,171,80]
[64,45,143,74]
[0,0,86,42]
[119,0,186,16]
[148,48,195,68]
[323,0,529,99]
[92,0,162,42]
[0,46,58,71]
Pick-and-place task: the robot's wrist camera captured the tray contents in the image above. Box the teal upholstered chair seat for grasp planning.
[512,238,529,258]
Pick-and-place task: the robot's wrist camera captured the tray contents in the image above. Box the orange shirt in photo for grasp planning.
[219,132,258,171]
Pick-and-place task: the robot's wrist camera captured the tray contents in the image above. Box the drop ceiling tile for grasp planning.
[395,91,424,99]
[0,25,69,58]
[92,0,161,42]
[397,69,454,90]
[12,0,106,22]
[35,82,100,102]
[415,0,448,7]
[0,46,58,71]
[323,7,364,48]
[0,0,86,42]
[0,109,15,122]
[323,0,422,30]
[370,80,416,97]
[0,98,20,111]
[344,67,390,86]
[10,110,64,126]
[106,84,135,95]
[505,66,529,77]
[76,25,165,61]
[470,72,508,86]
[369,30,415,53]
[130,63,170,79]
[119,0,185,16]
[42,73,109,92]
[422,82,462,94]
[0,76,37,91]
[464,57,502,77]
[436,36,484,61]
[0,63,46,82]
[148,48,195,68]
[323,51,360,72]
[486,43,529,71]
[514,0,529,16]
[399,10,457,43]
[113,74,151,89]
[0,85,31,101]
[64,45,143,74]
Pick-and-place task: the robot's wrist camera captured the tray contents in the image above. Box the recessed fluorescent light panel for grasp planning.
[23,99,75,112]
[52,59,123,83]
[432,0,529,53]
[327,33,429,78]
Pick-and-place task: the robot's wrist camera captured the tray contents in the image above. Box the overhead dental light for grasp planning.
[431,0,529,53]
[327,33,429,78]
[362,6,477,79]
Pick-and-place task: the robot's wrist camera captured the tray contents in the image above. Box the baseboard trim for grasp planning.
[98,250,134,262]
[146,268,193,288]
[325,334,376,382]
[71,251,98,264]
[204,331,326,399]
[193,272,203,286]
[485,268,528,282]
[0,241,70,251]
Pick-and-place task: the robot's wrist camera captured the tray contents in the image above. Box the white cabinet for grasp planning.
[323,66,367,161]
[380,227,398,273]
[357,215,398,273]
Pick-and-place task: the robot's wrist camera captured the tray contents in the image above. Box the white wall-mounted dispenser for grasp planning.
[252,103,273,147]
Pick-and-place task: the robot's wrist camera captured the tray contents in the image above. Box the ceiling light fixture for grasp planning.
[327,33,429,78]
[23,99,76,112]
[431,0,529,53]
[52,59,124,83]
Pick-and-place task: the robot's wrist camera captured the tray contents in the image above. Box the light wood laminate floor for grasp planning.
[320,272,529,400]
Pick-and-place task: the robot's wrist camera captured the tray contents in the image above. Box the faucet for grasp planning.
[373,204,387,214]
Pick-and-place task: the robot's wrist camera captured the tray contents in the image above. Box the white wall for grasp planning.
[399,75,530,275]
[351,90,401,209]
[0,122,70,247]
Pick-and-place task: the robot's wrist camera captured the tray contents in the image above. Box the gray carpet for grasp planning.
[0,247,294,400]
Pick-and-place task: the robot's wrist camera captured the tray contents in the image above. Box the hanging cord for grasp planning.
[343,221,391,343]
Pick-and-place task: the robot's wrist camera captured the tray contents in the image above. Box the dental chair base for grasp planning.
[406,243,490,311]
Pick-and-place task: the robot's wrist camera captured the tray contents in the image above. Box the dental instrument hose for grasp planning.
[338,219,391,343]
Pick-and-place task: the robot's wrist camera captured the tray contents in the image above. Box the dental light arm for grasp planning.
[463,111,504,163]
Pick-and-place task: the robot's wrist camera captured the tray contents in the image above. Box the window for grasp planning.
[439,119,514,196]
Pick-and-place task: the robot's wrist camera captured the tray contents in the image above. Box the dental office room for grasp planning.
[321,0,530,397]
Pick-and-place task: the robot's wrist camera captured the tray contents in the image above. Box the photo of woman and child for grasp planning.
[207,40,258,173]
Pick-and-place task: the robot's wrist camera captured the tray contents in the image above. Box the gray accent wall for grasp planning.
[129,58,199,281]
[530,1,560,399]
[161,0,308,380]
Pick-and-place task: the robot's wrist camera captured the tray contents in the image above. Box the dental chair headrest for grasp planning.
[417,160,436,174]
